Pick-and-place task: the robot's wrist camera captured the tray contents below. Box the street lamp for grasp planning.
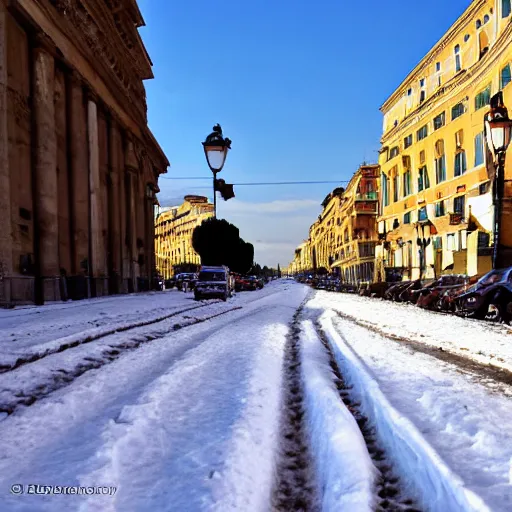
[484,92,512,269]
[202,124,232,218]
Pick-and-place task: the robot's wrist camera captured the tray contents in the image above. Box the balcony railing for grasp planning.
[356,192,378,201]
[355,201,378,213]
[449,213,466,225]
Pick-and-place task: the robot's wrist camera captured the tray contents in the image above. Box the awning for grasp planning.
[467,193,493,233]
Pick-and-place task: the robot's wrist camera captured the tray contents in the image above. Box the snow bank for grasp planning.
[319,310,491,512]
[300,320,377,511]
[308,291,512,373]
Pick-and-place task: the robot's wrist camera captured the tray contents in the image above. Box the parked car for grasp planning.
[176,273,197,291]
[455,267,512,322]
[164,276,177,289]
[384,281,413,301]
[416,275,472,310]
[194,266,233,301]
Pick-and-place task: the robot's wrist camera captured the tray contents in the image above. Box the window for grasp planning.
[475,85,491,110]
[500,64,511,89]
[484,14,490,24]
[418,206,428,222]
[418,165,430,191]
[435,155,446,183]
[503,0,511,18]
[403,170,412,197]
[419,79,426,103]
[454,151,467,176]
[419,78,425,87]
[389,146,399,160]
[452,102,465,120]
[404,212,411,224]
[474,132,485,166]
[455,45,461,72]
[393,174,399,202]
[435,140,446,183]
[407,88,412,96]
[417,124,428,141]
[382,173,390,207]
[464,34,470,42]
[433,112,445,130]
[404,134,413,149]
[436,62,441,72]
[476,19,482,29]
[435,201,445,217]
[454,195,465,215]
[479,181,490,195]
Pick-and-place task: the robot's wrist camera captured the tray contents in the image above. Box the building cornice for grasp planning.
[381,0,487,113]
[381,19,512,146]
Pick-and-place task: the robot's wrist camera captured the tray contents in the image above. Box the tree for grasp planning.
[277,264,281,278]
[192,218,239,266]
[192,218,254,273]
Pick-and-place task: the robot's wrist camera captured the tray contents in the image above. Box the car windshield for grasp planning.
[198,271,226,282]
[478,270,507,286]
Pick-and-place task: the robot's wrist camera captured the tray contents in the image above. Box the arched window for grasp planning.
[503,0,511,18]
[464,34,470,42]
[484,14,490,23]
[479,31,490,59]
[476,19,482,29]
[454,45,461,72]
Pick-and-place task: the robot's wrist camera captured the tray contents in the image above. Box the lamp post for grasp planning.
[202,124,232,218]
[484,91,512,269]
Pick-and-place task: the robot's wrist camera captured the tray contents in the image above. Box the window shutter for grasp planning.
[435,139,445,157]
[419,150,426,164]
[455,129,464,149]
[402,155,411,170]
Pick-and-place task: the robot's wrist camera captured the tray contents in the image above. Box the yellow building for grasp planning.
[155,196,214,278]
[287,164,380,286]
[378,0,512,281]
[289,241,313,275]
[309,188,345,271]
[331,165,380,284]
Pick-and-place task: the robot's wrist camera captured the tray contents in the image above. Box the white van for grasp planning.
[194,266,233,301]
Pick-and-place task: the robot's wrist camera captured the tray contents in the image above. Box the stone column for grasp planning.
[125,138,139,291]
[0,4,12,305]
[67,70,89,298]
[87,93,107,296]
[33,36,60,302]
[108,117,122,293]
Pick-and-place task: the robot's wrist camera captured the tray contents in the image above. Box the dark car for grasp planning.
[164,276,177,289]
[415,275,468,310]
[176,273,197,291]
[384,281,413,301]
[456,267,512,322]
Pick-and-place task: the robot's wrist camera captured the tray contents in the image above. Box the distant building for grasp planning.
[331,165,380,284]
[378,0,512,280]
[0,0,169,305]
[287,164,380,286]
[155,196,214,278]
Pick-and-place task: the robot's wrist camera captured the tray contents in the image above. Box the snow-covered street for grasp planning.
[1,282,511,511]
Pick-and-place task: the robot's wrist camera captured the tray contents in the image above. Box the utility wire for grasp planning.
[160,177,350,186]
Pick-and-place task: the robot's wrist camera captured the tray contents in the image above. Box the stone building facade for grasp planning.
[378,0,512,281]
[155,196,214,279]
[0,0,169,305]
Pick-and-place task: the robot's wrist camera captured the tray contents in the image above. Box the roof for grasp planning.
[380,0,485,113]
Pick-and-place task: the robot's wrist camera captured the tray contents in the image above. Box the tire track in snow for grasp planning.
[0,306,242,416]
[334,310,512,389]
[272,299,320,511]
[0,302,221,375]
[313,320,421,512]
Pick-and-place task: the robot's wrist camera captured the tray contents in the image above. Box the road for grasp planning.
[0,282,510,511]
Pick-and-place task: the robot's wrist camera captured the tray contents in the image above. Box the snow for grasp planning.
[309,291,512,372]
[0,282,307,512]
[317,308,495,512]
[300,319,377,511]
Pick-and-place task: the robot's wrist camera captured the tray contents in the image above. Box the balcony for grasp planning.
[355,201,378,214]
[356,192,378,201]
[449,213,466,225]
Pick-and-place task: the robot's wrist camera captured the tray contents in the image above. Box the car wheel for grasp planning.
[194,293,201,301]
[484,302,504,322]
[222,294,228,302]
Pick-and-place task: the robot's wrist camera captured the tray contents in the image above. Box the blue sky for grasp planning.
[138,0,471,267]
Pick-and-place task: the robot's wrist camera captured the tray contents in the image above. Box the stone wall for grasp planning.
[0,0,168,305]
